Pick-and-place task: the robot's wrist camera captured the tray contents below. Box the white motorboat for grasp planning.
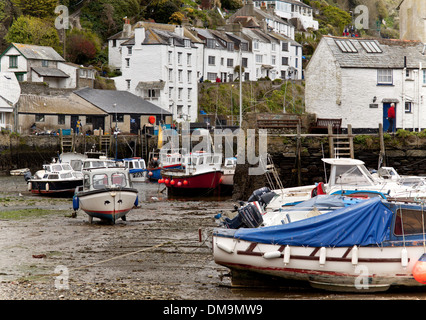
[122,157,147,182]
[221,157,237,187]
[73,167,138,224]
[213,197,426,292]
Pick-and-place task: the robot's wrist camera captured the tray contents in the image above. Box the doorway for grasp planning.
[383,103,396,132]
[130,115,140,134]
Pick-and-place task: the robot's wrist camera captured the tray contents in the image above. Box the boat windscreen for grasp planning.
[334,165,375,186]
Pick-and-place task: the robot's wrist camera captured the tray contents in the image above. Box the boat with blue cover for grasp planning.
[213,196,426,292]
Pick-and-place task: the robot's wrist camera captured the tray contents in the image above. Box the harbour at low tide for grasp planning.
[1,175,426,301]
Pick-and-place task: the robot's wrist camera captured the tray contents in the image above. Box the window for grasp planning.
[188,88,192,100]
[36,114,45,122]
[253,40,259,50]
[242,57,248,68]
[221,58,224,66]
[394,208,426,236]
[240,43,248,51]
[272,43,276,51]
[206,39,215,49]
[16,73,24,82]
[113,114,124,122]
[178,52,182,65]
[169,87,173,99]
[147,89,156,98]
[272,55,276,65]
[377,69,393,85]
[93,174,108,189]
[42,60,49,67]
[112,173,127,187]
[178,88,183,100]
[86,116,93,124]
[58,115,65,125]
[9,56,18,68]
[227,42,234,51]
[112,40,117,47]
[208,56,215,65]
[126,79,131,89]
[227,58,233,67]
[187,71,192,84]
[282,57,289,65]
[125,58,130,67]
[187,53,191,65]
[207,72,217,81]
[184,39,191,48]
[168,51,172,64]
[168,69,173,81]
[282,42,289,51]
[405,102,412,113]
[255,54,263,63]
[127,46,132,55]
[178,70,183,82]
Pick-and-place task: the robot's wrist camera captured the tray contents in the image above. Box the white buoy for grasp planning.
[319,247,326,266]
[351,245,358,265]
[283,245,291,265]
[401,247,408,268]
[263,251,281,259]
[216,242,234,254]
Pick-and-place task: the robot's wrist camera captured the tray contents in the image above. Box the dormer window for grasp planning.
[184,39,191,48]
[42,60,49,67]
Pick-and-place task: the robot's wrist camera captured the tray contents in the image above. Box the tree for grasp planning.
[5,15,61,52]
[12,0,57,18]
[66,30,100,64]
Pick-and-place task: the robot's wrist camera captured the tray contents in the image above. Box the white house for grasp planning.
[0,43,94,89]
[0,72,20,130]
[252,0,318,31]
[305,36,426,132]
[111,21,203,122]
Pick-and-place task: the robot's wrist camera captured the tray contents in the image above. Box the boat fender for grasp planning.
[401,247,408,268]
[283,245,291,265]
[73,195,79,211]
[134,195,139,207]
[263,251,281,259]
[27,182,32,191]
[319,247,326,266]
[216,242,234,254]
[351,245,358,265]
[45,182,49,192]
[413,253,426,284]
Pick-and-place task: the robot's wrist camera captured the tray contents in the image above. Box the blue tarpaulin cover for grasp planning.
[234,197,394,247]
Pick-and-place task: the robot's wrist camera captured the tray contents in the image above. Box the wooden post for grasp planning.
[328,123,334,158]
[348,124,354,159]
[379,123,386,167]
[296,123,302,185]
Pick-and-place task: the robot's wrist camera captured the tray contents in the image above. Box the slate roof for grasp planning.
[32,67,70,78]
[74,88,172,115]
[323,36,426,69]
[12,43,64,61]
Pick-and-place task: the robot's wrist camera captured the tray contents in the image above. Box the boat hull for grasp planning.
[147,164,181,180]
[162,170,223,195]
[213,234,426,292]
[77,187,138,222]
[29,179,83,195]
[129,169,146,182]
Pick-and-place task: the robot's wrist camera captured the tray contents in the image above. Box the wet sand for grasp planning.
[1,176,426,304]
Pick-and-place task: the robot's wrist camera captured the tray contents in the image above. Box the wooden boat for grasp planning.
[73,167,138,224]
[26,162,83,195]
[10,168,30,176]
[122,157,147,182]
[160,151,223,195]
[213,197,426,292]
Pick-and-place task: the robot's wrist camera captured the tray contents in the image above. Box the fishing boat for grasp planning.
[160,151,223,195]
[26,161,83,195]
[146,149,182,181]
[73,167,138,224]
[265,157,426,211]
[213,197,426,292]
[122,157,147,182]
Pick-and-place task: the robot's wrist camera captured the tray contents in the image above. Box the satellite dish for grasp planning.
[0,72,21,105]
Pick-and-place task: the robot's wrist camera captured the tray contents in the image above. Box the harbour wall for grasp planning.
[232,133,426,200]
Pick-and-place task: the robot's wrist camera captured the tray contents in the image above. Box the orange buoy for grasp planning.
[164,179,169,184]
[183,180,188,185]
[158,179,164,183]
[177,181,182,186]
[413,253,426,284]
[170,180,175,185]
[148,171,153,176]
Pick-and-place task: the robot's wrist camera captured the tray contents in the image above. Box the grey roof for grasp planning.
[74,88,172,115]
[32,67,69,78]
[323,36,426,69]
[12,43,64,61]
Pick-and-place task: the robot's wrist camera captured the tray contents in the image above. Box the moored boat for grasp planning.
[160,151,223,196]
[26,161,83,195]
[146,150,182,180]
[221,157,237,187]
[122,157,147,182]
[213,197,426,292]
[73,167,138,224]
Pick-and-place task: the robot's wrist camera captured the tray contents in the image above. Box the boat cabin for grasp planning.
[123,157,146,170]
[182,152,222,170]
[323,158,377,188]
[82,157,118,171]
[82,168,131,191]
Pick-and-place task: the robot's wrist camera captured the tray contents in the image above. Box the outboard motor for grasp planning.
[222,201,263,229]
[248,187,276,207]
